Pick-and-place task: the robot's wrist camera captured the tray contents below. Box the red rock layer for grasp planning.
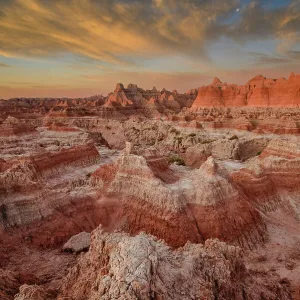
[0,117,36,136]
[192,73,300,108]
[91,150,266,248]
[230,140,300,215]
[31,143,99,173]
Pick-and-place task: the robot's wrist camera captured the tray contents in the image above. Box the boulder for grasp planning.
[63,232,91,253]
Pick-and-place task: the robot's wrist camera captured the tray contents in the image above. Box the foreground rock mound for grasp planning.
[58,228,291,300]
[14,284,49,300]
[63,232,91,253]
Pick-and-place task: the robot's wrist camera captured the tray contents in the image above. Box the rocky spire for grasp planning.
[212,77,222,85]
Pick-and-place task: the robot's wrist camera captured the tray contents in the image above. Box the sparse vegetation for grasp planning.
[0,204,7,221]
[168,155,185,166]
[170,128,180,135]
[256,151,262,156]
[229,135,238,140]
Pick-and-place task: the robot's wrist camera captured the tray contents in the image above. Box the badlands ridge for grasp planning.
[0,73,300,299]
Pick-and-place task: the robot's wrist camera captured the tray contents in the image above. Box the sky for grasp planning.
[0,0,299,99]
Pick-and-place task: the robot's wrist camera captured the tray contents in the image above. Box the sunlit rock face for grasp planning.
[192,73,300,108]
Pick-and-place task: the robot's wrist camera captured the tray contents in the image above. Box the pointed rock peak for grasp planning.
[115,83,124,92]
[254,75,266,80]
[152,86,157,91]
[289,72,295,80]
[199,156,218,175]
[249,75,266,82]
[172,89,179,95]
[246,75,266,86]
[168,95,175,101]
[212,77,222,85]
[148,97,157,104]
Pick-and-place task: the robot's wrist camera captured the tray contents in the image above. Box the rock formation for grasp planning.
[63,232,91,253]
[91,145,266,248]
[58,227,291,300]
[192,73,300,108]
[0,73,300,299]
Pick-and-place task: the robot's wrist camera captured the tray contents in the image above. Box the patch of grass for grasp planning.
[168,156,185,166]
[188,133,196,137]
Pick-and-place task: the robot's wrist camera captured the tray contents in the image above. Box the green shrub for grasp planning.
[168,156,185,166]
[256,151,262,156]
[174,137,183,142]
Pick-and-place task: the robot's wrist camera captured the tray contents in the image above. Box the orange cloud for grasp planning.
[0,0,238,64]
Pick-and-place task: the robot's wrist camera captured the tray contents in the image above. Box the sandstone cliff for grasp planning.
[192,73,300,108]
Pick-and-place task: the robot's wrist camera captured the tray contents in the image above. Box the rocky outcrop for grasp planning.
[0,76,300,300]
[104,83,195,114]
[63,232,91,253]
[0,269,19,300]
[230,139,300,216]
[14,285,49,300]
[192,73,300,108]
[58,228,291,300]
[0,116,36,136]
[91,146,266,248]
[185,136,269,167]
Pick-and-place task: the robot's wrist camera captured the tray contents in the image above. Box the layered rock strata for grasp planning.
[58,228,291,300]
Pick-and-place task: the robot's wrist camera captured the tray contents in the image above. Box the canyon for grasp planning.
[0,73,300,300]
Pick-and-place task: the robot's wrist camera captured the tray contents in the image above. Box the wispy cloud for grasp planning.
[250,52,291,65]
[3,0,298,65]
[287,50,300,60]
[0,62,10,67]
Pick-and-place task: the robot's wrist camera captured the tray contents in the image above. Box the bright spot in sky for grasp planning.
[236,8,240,12]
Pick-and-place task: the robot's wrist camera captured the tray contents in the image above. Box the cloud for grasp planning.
[0,0,236,64]
[287,50,300,60]
[0,0,299,67]
[227,0,300,53]
[0,62,10,67]
[249,52,291,65]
